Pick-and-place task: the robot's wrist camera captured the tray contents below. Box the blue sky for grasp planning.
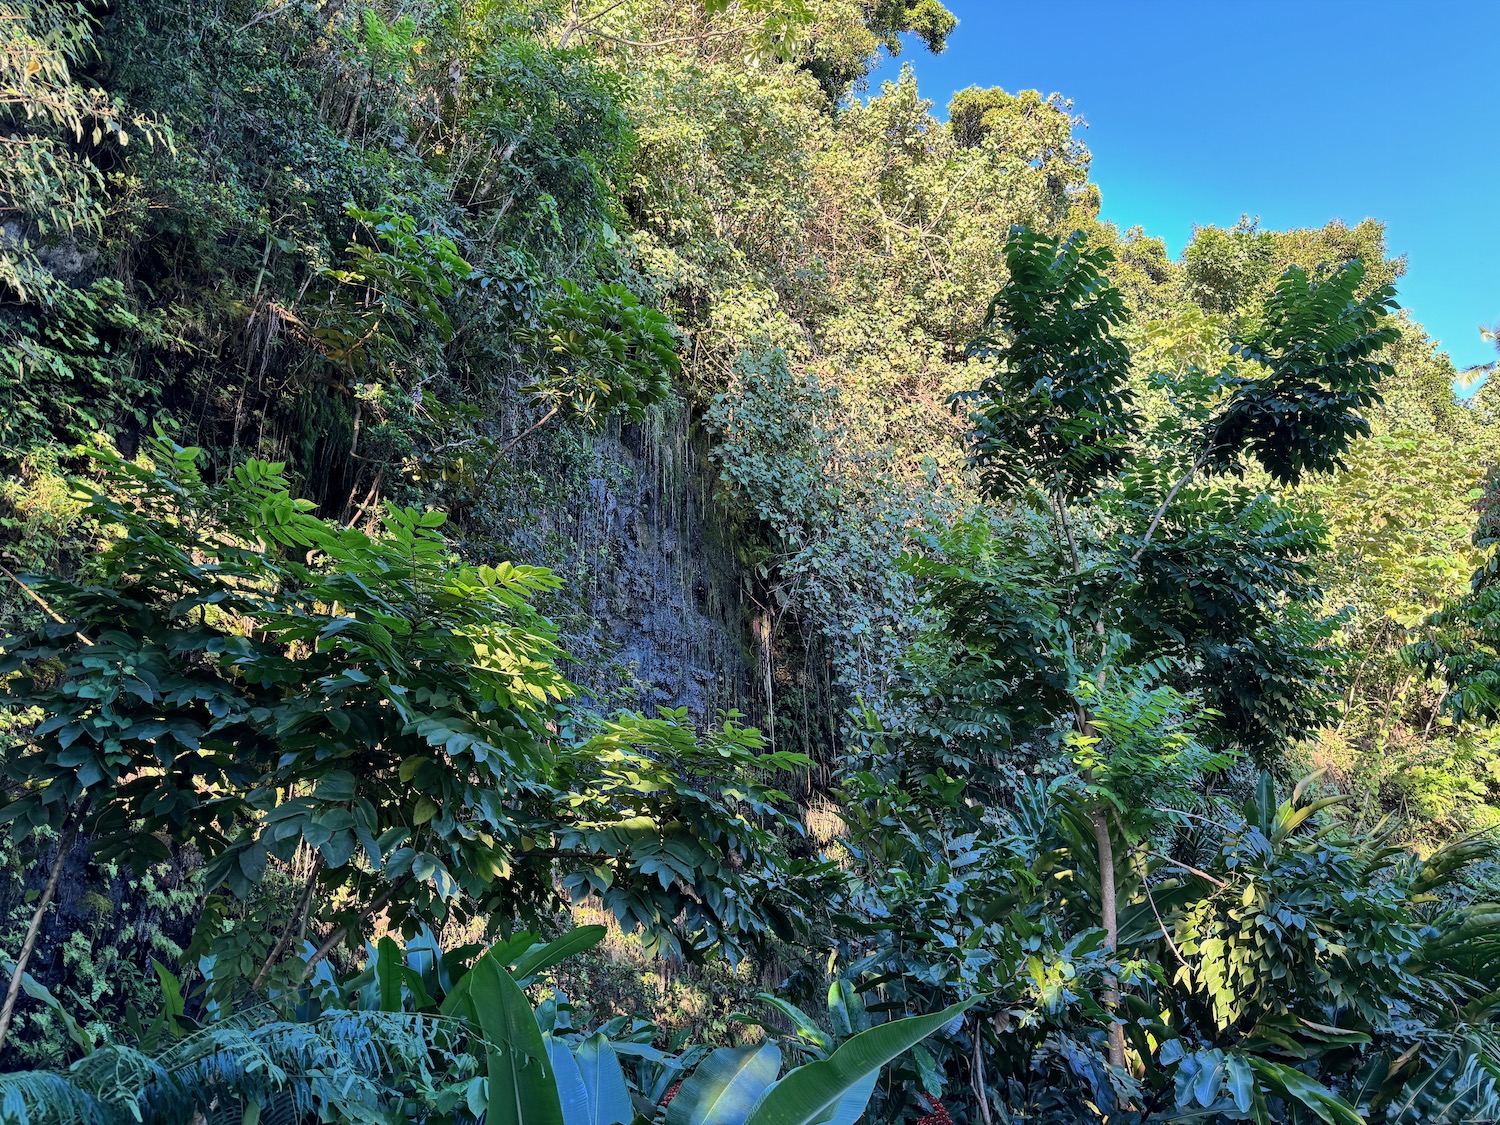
[869,0,1498,372]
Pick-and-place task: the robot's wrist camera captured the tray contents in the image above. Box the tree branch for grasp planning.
[1143,879,1189,970]
[234,1,296,35]
[0,802,87,1051]
[558,0,632,48]
[299,877,411,980]
[252,854,324,992]
[1130,452,1209,564]
[0,562,93,646]
[1146,850,1228,890]
[1051,492,1082,575]
[483,406,559,482]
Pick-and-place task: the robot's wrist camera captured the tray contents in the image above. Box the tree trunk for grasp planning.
[1078,648,1126,1073]
[1090,803,1127,1069]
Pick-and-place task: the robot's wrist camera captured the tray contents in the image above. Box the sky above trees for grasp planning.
[871,0,1498,372]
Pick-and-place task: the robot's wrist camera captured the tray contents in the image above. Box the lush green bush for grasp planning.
[0,438,833,1017]
[0,923,969,1125]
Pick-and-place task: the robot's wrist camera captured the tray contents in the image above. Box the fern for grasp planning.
[0,1010,473,1125]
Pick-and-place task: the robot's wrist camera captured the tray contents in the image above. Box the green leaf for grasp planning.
[375,936,404,1012]
[1247,1058,1364,1125]
[754,994,835,1055]
[1192,1051,1225,1108]
[576,1033,634,1125]
[666,1042,782,1125]
[743,999,977,1125]
[819,1070,878,1125]
[512,926,608,985]
[1271,795,1348,845]
[467,958,566,1125]
[827,979,868,1038]
[314,770,357,802]
[1225,1054,1255,1114]
[153,959,185,1026]
[548,1035,590,1125]
[1249,770,1276,833]
[8,960,91,1054]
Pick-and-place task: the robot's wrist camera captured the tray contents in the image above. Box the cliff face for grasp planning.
[593,419,751,718]
[576,416,753,719]
[467,403,756,724]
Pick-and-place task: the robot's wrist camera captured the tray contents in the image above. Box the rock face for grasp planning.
[1,222,99,279]
[590,418,751,718]
[474,402,756,724]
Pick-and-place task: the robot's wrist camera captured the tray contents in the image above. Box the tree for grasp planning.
[0,0,172,455]
[867,0,957,56]
[947,87,1089,188]
[0,0,167,299]
[908,226,1398,1067]
[0,437,831,1038]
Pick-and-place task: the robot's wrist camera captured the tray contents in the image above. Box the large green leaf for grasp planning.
[818,1070,878,1125]
[512,926,608,985]
[375,936,404,1012]
[1247,1058,1364,1125]
[548,1035,590,1125]
[1426,904,1500,988]
[1248,771,1276,835]
[467,958,565,1125]
[1224,1054,1255,1114]
[826,980,868,1039]
[743,998,976,1125]
[751,995,835,1056]
[666,1042,782,1125]
[1271,795,1348,845]
[442,928,586,1021]
[577,1032,634,1125]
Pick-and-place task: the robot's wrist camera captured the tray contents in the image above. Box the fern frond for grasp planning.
[0,1010,471,1125]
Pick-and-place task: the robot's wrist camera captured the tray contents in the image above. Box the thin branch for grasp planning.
[1154,806,1233,832]
[1130,452,1209,564]
[483,406,559,482]
[923,159,984,237]
[234,0,296,35]
[558,0,631,48]
[251,854,325,992]
[1143,879,1189,970]
[557,0,583,48]
[299,877,410,980]
[971,1013,994,1125]
[1051,492,1082,575]
[344,468,385,530]
[1145,850,1228,890]
[0,561,94,645]
[0,802,87,1051]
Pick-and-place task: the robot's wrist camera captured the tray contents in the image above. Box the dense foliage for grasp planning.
[1,0,1497,1121]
